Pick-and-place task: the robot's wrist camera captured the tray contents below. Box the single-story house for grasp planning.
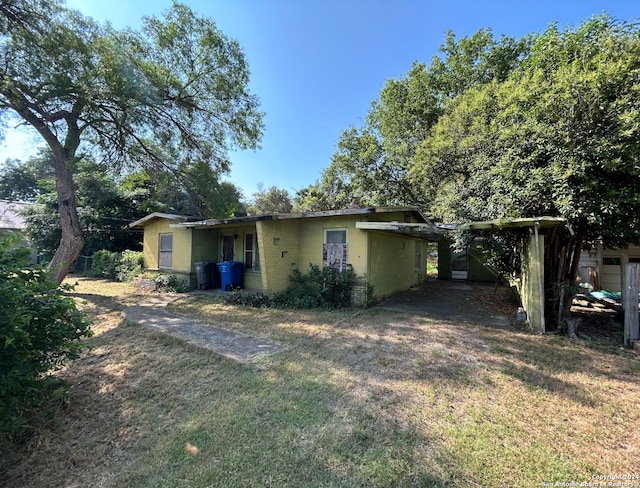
[129,206,444,304]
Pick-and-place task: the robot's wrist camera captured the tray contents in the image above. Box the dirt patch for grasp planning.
[376,280,515,327]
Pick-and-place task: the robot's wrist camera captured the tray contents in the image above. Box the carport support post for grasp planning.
[623,263,640,346]
[534,222,546,334]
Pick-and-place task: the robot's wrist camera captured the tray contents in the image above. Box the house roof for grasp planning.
[0,200,35,230]
[128,212,201,229]
[172,206,431,229]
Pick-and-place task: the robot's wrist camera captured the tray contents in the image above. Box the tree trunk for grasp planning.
[544,225,584,333]
[48,156,84,284]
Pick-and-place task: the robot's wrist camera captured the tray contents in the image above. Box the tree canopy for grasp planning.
[319,14,640,331]
[248,184,293,215]
[0,0,263,281]
[297,29,529,211]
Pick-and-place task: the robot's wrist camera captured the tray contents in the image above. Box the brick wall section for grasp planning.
[257,220,301,293]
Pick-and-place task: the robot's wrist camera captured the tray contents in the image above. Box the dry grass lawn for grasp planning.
[2,277,639,487]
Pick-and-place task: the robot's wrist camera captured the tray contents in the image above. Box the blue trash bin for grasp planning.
[218,261,244,291]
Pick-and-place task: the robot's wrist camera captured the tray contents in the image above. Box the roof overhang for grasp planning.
[355,221,449,241]
[457,217,567,232]
[129,212,200,229]
[174,206,430,229]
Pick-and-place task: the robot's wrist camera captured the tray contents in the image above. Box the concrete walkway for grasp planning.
[121,295,283,363]
[122,280,512,362]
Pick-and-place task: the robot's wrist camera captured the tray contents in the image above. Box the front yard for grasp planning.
[3,277,639,487]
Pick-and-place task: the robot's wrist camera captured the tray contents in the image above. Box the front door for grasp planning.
[222,235,235,261]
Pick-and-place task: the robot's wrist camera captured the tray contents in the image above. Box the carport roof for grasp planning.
[457,216,567,231]
[355,217,567,241]
[355,221,450,241]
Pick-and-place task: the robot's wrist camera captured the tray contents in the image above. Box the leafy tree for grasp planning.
[121,166,246,218]
[248,184,292,215]
[0,158,39,202]
[319,30,529,210]
[412,15,640,331]
[0,149,54,202]
[21,158,143,258]
[0,0,263,282]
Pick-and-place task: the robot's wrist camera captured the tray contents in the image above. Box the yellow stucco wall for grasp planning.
[257,211,426,297]
[298,216,368,274]
[368,232,427,300]
[142,219,192,273]
[191,228,219,263]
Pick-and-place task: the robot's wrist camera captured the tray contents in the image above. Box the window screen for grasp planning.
[324,229,347,271]
[159,233,173,269]
[245,233,254,269]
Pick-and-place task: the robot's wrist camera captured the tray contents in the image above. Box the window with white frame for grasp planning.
[159,233,173,269]
[323,229,347,271]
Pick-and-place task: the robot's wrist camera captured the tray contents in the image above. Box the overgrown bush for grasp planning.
[90,249,120,279]
[154,274,190,293]
[90,249,143,282]
[272,264,359,309]
[116,250,143,282]
[0,237,92,438]
[224,289,272,308]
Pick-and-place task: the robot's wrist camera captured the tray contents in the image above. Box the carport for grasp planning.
[357,217,568,333]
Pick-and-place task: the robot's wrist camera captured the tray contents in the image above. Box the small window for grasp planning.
[245,233,259,269]
[324,229,347,271]
[222,235,234,261]
[415,240,421,269]
[603,257,621,266]
[159,233,173,269]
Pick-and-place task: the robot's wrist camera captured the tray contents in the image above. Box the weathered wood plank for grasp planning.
[624,263,640,346]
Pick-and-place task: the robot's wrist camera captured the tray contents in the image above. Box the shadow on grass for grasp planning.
[6,283,639,488]
[3,292,457,488]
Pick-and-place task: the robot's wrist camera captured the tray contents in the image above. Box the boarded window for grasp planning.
[159,233,173,269]
[324,229,347,271]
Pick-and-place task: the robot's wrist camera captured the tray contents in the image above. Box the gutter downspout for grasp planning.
[534,221,546,333]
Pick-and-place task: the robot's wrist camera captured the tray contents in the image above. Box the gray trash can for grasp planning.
[194,261,213,290]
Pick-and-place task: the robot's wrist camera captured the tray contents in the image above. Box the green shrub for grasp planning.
[116,250,143,282]
[224,289,272,308]
[91,249,143,282]
[0,237,92,438]
[154,274,190,293]
[272,264,359,309]
[90,249,120,279]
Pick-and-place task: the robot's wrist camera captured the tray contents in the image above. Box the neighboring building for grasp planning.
[0,200,31,235]
[129,207,441,304]
[0,200,39,260]
[577,244,640,292]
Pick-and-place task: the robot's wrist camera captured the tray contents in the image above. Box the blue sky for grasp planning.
[1,0,638,200]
